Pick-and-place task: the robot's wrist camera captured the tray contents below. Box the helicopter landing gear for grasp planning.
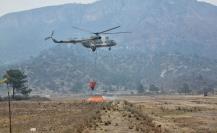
[109,47,111,51]
[91,47,96,52]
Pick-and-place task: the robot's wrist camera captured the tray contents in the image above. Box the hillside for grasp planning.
[0,0,217,94]
[1,46,215,94]
[0,0,217,64]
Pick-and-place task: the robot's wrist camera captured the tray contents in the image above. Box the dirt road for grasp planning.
[84,101,161,133]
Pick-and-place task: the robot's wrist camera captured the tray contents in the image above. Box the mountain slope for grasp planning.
[0,0,217,64]
[1,0,217,94]
[2,46,216,94]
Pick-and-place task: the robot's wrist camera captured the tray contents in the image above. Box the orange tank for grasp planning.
[87,95,106,103]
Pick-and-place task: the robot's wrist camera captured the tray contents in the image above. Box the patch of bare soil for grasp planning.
[84,101,163,133]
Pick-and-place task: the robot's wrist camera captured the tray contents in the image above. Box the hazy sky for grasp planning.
[0,0,216,17]
[198,0,217,5]
[0,0,97,16]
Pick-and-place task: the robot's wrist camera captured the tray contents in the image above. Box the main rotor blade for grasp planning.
[102,32,131,34]
[72,26,94,34]
[44,37,51,41]
[97,26,121,34]
[51,31,54,36]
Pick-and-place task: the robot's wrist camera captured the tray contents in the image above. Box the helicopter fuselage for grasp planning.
[82,36,117,52]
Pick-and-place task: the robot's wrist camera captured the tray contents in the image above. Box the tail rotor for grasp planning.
[45,31,54,41]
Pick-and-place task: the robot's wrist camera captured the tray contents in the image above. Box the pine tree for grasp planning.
[4,69,31,98]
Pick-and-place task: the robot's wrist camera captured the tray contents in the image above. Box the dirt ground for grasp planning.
[119,95,217,133]
[0,95,217,133]
[0,101,104,133]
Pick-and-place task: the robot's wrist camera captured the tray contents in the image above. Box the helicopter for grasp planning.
[45,26,130,52]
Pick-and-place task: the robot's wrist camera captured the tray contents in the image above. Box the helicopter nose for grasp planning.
[113,42,117,46]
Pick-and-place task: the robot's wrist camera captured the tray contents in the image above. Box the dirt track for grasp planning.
[84,101,161,133]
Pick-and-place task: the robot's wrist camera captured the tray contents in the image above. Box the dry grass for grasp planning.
[1,95,216,133]
[0,101,109,133]
[120,95,217,133]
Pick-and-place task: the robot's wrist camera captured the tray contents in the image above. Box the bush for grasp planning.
[149,84,159,92]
